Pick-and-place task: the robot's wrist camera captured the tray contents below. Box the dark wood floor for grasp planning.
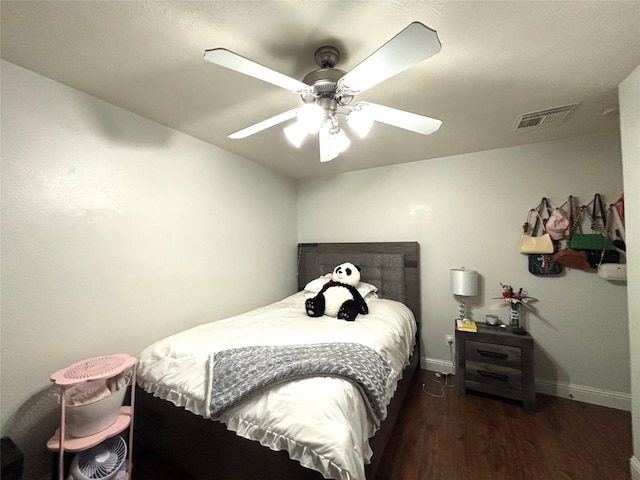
[374,369,633,480]
[134,369,633,479]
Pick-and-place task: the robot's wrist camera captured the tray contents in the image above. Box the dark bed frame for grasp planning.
[134,242,421,479]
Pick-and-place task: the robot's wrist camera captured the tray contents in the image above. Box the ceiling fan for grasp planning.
[203,22,442,163]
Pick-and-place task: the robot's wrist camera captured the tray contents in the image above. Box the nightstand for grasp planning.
[455,323,535,412]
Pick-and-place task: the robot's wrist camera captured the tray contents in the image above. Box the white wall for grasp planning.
[298,132,629,406]
[619,64,640,480]
[0,61,297,477]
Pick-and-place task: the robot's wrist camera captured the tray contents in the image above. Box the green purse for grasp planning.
[567,194,609,251]
[568,233,606,250]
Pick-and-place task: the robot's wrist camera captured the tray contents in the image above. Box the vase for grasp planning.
[510,305,520,328]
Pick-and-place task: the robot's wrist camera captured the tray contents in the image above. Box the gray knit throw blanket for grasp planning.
[207,342,391,421]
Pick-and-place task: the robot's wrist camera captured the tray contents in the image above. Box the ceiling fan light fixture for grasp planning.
[347,106,374,138]
[205,22,443,163]
[330,127,351,153]
[284,121,307,148]
[319,122,339,163]
[297,103,325,134]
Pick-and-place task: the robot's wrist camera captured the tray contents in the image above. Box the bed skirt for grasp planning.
[134,348,420,480]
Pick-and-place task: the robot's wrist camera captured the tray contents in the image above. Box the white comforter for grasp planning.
[137,292,416,480]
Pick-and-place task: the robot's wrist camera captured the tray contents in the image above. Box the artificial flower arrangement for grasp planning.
[497,283,537,310]
[494,283,537,331]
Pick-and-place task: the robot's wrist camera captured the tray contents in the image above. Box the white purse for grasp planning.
[597,204,626,282]
[519,209,554,255]
[597,264,626,281]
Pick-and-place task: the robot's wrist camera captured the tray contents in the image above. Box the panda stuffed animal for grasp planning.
[305,262,369,321]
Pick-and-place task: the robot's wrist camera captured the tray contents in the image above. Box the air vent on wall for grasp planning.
[512,103,579,131]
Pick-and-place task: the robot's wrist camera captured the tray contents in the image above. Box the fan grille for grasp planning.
[311,81,339,95]
[76,436,126,479]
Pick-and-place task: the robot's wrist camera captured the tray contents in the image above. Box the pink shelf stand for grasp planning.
[48,353,137,480]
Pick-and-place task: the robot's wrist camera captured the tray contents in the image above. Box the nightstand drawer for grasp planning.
[465,340,521,369]
[466,361,522,391]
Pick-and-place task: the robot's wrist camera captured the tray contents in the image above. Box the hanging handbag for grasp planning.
[528,253,562,275]
[614,193,624,223]
[610,201,626,251]
[519,207,554,254]
[598,264,627,281]
[597,204,627,281]
[526,199,561,275]
[553,248,590,270]
[568,232,606,251]
[587,250,620,268]
[546,197,570,241]
[553,195,590,270]
[567,194,608,251]
[587,202,621,268]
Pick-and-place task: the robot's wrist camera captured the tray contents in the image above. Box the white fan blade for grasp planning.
[204,48,309,94]
[228,109,298,139]
[360,102,442,135]
[339,22,441,95]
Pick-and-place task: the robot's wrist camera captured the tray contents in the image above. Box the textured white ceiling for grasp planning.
[2,1,639,179]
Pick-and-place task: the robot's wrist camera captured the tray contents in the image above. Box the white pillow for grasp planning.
[303,274,332,293]
[303,274,378,298]
[363,291,379,303]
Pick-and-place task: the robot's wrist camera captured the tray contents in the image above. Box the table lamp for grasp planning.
[450,268,478,325]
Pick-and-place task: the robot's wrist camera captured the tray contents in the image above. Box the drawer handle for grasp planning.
[478,370,508,381]
[477,349,508,359]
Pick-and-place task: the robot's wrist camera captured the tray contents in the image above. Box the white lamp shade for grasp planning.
[450,268,478,296]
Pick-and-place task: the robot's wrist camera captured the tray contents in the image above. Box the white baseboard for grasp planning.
[535,377,631,411]
[421,356,631,411]
[422,356,455,375]
[631,455,640,480]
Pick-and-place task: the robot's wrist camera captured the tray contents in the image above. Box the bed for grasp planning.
[134,242,421,480]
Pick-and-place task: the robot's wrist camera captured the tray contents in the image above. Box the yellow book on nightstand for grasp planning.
[456,319,477,332]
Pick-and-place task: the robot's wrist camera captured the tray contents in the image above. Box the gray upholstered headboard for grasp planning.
[301,252,406,303]
[297,242,420,322]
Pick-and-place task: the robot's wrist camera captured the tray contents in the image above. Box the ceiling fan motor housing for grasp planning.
[302,67,353,106]
[314,45,340,69]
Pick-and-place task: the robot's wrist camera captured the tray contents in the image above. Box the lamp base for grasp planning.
[456,298,474,324]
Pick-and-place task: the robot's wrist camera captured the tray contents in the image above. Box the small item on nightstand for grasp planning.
[511,326,527,335]
[486,314,500,326]
[456,319,477,332]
